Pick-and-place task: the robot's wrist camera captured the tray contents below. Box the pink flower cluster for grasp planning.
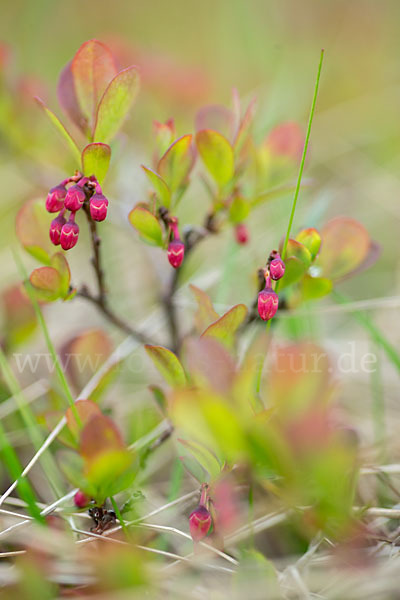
[258,251,285,321]
[46,173,109,251]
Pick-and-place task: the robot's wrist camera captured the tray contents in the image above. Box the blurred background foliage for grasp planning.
[1,0,400,596]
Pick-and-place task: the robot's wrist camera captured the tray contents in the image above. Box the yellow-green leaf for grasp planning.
[141,165,171,208]
[35,97,81,165]
[128,206,163,246]
[93,66,140,143]
[157,134,194,193]
[145,345,187,387]
[82,142,111,184]
[196,129,235,187]
[201,304,248,349]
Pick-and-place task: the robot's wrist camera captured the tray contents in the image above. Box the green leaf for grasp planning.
[196,129,235,187]
[178,438,221,481]
[145,345,187,387]
[284,239,312,268]
[189,284,219,334]
[157,134,194,193]
[50,252,71,298]
[296,227,322,261]
[128,206,163,246]
[16,198,54,264]
[29,267,63,302]
[229,195,250,224]
[317,217,371,281]
[82,143,111,184]
[35,97,81,165]
[201,304,248,349]
[302,275,333,300]
[279,256,307,289]
[93,66,140,143]
[141,166,171,208]
[71,39,117,132]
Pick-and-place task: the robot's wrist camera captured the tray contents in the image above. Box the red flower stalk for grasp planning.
[167,218,185,268]
[258,274,279,321]
[46,183,67,213]
[60,213,79,250]
[235,223,249,245]
[49,212,66,246]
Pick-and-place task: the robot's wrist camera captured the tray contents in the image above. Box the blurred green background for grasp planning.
[1,0,399,432]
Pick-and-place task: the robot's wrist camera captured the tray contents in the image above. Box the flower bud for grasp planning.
[167,239,185,268]
[269,255,285,280]
[258,283,279,321]
[74,490,90,509]
[64,184,86,212]
[189,505,212,542]
[46,184,67,213]
[90,193,109,222]
[60,217,79,250]
[235,223,249,245]
[49,213,66,246]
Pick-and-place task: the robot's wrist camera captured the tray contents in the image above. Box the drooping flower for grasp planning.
[90,192,109,222]
[269,253,285,280]
[49,212,66,246]
[64,179,87,212]
[167,218,185,268]
[258,274,279,321]
[60,214,79,250]
[189,504,212,542]
[46,184,67,213]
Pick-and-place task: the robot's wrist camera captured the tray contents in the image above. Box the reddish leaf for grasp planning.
[57,60,89,136]
[80,414,124,462]
[71,40,117,132]
[184,337,236,394]
[29,267,62,302]
[317,217,371,281]
[2,285,36,349]
[66,399,102,439]
[61,329,113,392]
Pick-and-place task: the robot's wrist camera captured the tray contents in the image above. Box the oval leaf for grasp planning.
[318,217,371,280]
[296,228,322,261]
[145,345,187,387]
[93,66,140,143]
[201,304,248,349]
[16,198,54,264]
[157,135,194,193]
[50,252,71,298]
[71,39,117,130]
[35,97,81,165]
[141,166,171,208]
[128,206,163,246]
[196,129,235,187]
[279,256,307,289]
[302,275,333,301]
[57,60,89,136]
[284,239,312,268]
[82,143,111,184]
[29,267,62,302]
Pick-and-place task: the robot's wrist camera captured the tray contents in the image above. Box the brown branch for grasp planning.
[162,215,217,354]
[77,202,153,346]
